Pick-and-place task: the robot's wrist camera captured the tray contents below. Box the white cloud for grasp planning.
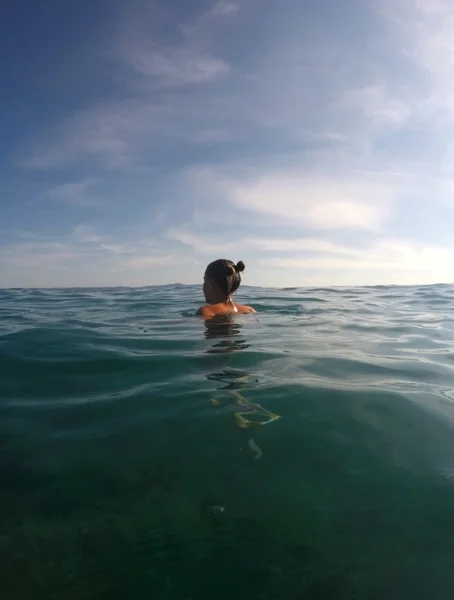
[380,0,454,118]
[248,237,362,256]
[180,0,241,39]
[0,228,187,285]
[99,244,128,254]
[19,0,237,171]
[166,224,454,285]
[116,0,233,88]
[167,227,367,258]
[72,224,103,244]
[184,166,399,231]
[3,222,454,286]
[20,1,423,174]
[20,0,449,176]
[166,227,239,254]
[20,102,142,169]
[19,93,236,170]
[210,1,240,17]
[373,0,454,191]
[40,179,101,207]
[120,255,177,269]
[162,224,454,285]
[341,81,411,126]
[10,0,454,288]
[0,242,88,268]
[120,42,229,87]
[261,239,454,285]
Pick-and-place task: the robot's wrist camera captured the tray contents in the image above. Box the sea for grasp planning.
[2,283,454,599]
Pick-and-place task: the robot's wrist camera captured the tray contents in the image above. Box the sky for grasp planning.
[2,0,454,288]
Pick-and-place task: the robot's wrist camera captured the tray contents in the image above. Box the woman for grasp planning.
[196,259,256,319]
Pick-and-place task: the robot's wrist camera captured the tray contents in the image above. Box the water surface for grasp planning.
[2,284,454,599]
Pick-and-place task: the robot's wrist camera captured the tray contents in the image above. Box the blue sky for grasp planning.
[2,0,454,288]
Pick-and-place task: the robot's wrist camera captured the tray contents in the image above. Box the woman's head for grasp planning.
[203,259,245,303]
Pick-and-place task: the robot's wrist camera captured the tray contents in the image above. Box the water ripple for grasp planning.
[3,284,454,598]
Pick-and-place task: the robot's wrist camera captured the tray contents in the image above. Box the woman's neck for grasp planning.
[224,296,237,311]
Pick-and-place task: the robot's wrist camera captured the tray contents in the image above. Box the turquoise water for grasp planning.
[2,284,454,599]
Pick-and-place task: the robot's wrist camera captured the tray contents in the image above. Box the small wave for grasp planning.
[3,283,454,598]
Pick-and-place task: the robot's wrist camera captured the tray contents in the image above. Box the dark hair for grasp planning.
[204,259,245,296]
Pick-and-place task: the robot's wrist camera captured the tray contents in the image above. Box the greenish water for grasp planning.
[2,284,454,599]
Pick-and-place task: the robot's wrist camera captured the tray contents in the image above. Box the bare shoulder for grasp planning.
[237,304,256,314]
[196,305,215,319]
[196,303,256,319]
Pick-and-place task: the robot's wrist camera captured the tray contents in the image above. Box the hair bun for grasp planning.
[235,260,245,273]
